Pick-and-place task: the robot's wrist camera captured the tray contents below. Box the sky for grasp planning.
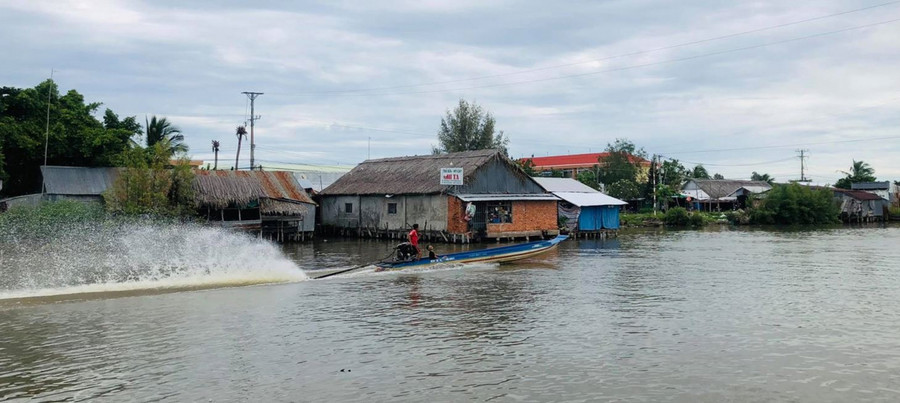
[2,0,899,184]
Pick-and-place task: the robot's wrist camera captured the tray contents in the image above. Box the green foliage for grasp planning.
[576,168,599,190]
[889,205,900,216]
[664,207,690,226]
[750,171,775,184]
[434,99,508,155]
[660,159,689,189]
[689,212,706,227]
[517,158,536,176]
[607,179,641,200]
[103,144,196,217]
[834,160,876,189]
[748,183,839,225]
[145,115,188,156]
[691,165,710,179]
[0,81,142,196]
[724,209,751,225]
[663,207,708,227]
[597,138,646,186]
[713,173,724,180]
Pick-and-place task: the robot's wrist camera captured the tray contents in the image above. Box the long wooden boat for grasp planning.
[312,235,568,279]
[375,234,568,271]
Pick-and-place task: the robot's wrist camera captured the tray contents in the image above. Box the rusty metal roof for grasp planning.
[194,170,315,205]
[833,188,885,201]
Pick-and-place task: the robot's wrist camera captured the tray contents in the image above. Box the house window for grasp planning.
[387,203,397,214]
[487,202,512,223]
[344,203,353,213]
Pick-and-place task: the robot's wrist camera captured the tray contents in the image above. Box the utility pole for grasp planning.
[42,69,54,196]
[797,149,810,182]
[242,91,263,170]
[652,154,658,215]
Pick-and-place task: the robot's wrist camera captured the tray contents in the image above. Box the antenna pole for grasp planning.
[242,91,263,170]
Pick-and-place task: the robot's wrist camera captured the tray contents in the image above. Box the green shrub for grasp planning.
[748,183,839,225]
[724,209,750,225]
[689,212,705,227]
[664,207,690,226]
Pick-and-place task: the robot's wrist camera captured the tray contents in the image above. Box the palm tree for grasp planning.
[840,160,875,180]
[234,126,247,170]
[751,171,775,185]
[835,159,877,189]
[145,116,188,155]
[211,140,220,170]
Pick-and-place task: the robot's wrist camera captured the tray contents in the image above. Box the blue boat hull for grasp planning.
[376,235,568,271]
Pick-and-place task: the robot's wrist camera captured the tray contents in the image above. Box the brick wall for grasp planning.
[447,196,467,233]
[486,200,557,233]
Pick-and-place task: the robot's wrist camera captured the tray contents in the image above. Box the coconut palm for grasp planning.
[211,140,220,170]
[835,159,876,189]
[145,116,188,155]
[234,126,247,170]
[751,171,775,185]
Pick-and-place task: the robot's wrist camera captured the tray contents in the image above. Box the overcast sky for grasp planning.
[3,0,899,183]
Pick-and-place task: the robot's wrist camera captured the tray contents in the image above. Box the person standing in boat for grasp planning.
[408,223,421,259]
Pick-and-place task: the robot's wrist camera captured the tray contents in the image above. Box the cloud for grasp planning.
[2,0,899,181]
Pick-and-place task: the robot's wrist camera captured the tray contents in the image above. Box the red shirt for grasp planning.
[408,229,419,247]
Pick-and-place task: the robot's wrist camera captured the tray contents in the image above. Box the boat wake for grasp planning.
[319,261,499,279]
[0,221,307,303]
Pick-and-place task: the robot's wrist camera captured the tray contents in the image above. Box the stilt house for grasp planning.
[533,177,626,232]
[193,170,317,241]
[318,149,559,242]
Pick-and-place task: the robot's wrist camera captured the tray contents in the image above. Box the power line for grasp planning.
[657,134,900,156]
[674,156,797,167]
[274,17,900,98]
[278,1,900,96]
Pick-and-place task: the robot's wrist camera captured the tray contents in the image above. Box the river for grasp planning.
[2,226,900,402]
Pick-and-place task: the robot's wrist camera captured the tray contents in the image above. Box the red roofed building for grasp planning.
[522,153,650,178]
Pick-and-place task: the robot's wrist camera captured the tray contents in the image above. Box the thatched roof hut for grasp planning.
[193,170,315,216]
[320,149,527,195]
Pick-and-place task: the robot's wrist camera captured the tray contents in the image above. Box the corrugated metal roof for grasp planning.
[533,177,598,193]
[291,172,347,192]
[41,166,120,195]
[455,193,559,202]
[851,181,890,190]
[833,188,885,201]
[685,179,772,199]
[553,191,627,207]
[321,149,507,195]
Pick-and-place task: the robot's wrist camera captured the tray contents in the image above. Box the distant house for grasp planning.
[193,170,317,241]
[533,177,627,232]
[832,188,889,222]
[850,181,896,206]
[319,149,559,242]
[522,152,650,179]
[682,179,772,211]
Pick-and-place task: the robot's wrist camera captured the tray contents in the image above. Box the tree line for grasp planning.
[0,80,187,198]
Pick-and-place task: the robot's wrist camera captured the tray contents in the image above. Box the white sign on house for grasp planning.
[440,167,464,185]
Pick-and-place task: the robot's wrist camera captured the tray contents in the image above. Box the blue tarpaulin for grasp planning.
[577,205,620,230]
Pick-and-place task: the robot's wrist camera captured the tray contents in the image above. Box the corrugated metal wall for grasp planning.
[457,159,544,194]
